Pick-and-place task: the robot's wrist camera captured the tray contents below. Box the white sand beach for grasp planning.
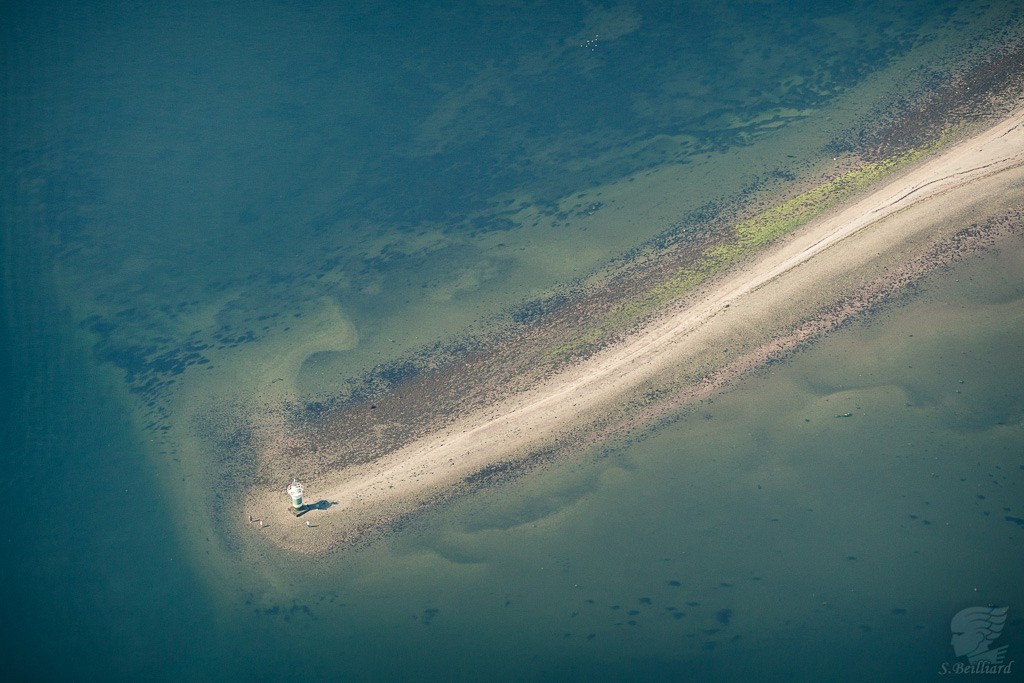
[246,107,1024,553]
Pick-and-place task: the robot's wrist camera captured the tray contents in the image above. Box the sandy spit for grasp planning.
[246,107,1024,554]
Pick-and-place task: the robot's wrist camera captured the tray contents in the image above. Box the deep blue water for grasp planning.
[3,1,1023,680]
[0,215,216,678]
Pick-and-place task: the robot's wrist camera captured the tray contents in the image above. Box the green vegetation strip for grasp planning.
[555,137,947,358]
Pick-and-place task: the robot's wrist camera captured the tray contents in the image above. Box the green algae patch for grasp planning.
[552,137,949,360]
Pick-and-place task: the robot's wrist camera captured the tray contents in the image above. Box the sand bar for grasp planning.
[247,107,1024,553]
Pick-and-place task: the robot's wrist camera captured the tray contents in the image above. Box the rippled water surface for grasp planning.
[3,0,1022,679]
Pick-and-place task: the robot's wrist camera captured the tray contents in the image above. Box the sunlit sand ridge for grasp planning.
[247,107,1024,553]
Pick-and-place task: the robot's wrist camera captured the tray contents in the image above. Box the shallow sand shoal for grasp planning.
[247,107,1024,554]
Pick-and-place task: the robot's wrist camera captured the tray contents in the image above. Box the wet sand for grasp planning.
[245,106,1024,554]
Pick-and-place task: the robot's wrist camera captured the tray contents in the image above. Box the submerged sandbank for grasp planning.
[244,106,1024,554]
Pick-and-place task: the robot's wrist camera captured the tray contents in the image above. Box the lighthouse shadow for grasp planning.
[306,500,338,512]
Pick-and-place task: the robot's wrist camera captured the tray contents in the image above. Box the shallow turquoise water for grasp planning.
[3,0,1023,679]
[205,239,1022,682]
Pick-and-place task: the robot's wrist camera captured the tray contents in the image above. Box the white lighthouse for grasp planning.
[287,478,305,512]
